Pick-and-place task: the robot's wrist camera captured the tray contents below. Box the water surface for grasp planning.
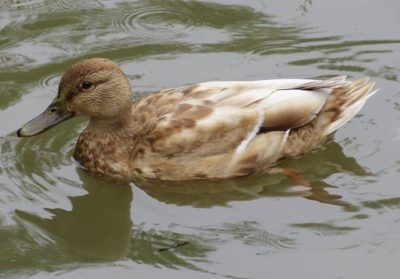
[1,0,400,278]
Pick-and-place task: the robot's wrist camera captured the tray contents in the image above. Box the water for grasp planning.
[1,0,400,278]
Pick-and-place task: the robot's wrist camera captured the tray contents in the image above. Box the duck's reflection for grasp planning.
[14,142,368,263]
[14,169,211,265]
[135,142,368,210]
[16,170,133,261]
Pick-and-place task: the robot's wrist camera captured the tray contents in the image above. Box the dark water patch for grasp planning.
[0,216,71,273]
[21,16,75,31]
[319,64,366,73]
[289,57,368,74]
[15,179,133,261]
[362,197,400,211]
[351,214,369,219]
[0,38,12,48]
[296,39,400,52]
[0,167,129,272]
[0,82,27,110]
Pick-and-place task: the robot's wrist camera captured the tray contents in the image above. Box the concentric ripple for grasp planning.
[115,7,199,40]
[38,73,60,94]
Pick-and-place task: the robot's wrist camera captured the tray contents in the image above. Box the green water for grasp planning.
[1,0,400,278]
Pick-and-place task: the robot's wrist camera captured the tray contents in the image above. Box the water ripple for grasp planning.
[5,0,103,11]
[115,7,199,41]
[0,127,81,221]
[47,0,104,11]
[200,221,296,251]
[0,53,33,70]
[6,0,45,9]
[37,73,60,93]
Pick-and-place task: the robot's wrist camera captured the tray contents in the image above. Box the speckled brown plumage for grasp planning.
[19,58,377,181]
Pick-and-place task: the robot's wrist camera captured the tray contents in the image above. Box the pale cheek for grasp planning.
[66,99,89,115]
[66,102,77,113]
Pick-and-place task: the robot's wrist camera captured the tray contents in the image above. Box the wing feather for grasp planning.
[142,78,345,158]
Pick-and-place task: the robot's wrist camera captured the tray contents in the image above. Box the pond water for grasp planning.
[1,0,400,278]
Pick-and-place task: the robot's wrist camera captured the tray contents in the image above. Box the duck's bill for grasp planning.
[17,101,74,137]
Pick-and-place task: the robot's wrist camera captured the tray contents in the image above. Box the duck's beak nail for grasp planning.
[17,102,74,137]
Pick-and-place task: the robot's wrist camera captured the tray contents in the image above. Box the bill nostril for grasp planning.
[16,128,22,137]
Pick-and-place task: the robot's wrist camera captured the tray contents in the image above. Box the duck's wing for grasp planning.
[141,77,347,158]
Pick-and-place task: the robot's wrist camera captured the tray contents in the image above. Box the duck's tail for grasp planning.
[317,77,377,136]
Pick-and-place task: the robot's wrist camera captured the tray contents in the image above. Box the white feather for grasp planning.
[235,108,265,155]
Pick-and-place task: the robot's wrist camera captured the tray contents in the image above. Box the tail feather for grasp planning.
[320,78,376,136]
[282,77,376,159]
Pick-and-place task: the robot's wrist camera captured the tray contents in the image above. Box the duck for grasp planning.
[17,58,376,181]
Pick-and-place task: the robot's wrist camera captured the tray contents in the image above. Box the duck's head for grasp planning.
[17,58,133,137]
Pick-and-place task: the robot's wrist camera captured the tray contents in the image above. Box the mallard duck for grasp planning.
[17,58,376,181]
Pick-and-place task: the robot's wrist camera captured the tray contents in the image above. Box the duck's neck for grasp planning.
[73,107,138,179]
[87,106,134,135]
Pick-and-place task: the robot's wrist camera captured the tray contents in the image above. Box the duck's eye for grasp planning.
[81,81,93,90]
